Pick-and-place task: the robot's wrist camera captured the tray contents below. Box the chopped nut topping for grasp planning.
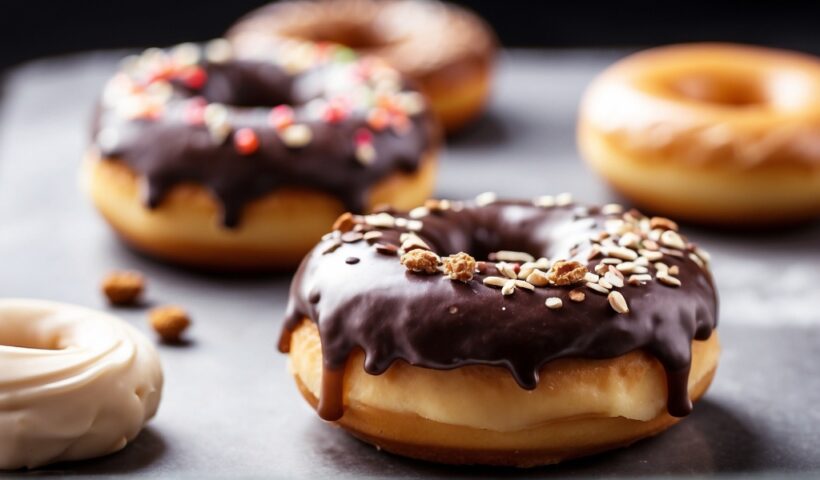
[526,269,550,287]
[604,270,624,288]
[608,291,629,314]
[496,262,518,279]
[475,191,497,206]
[660,230,686,250]
[618,232,641,249]
[401,249,440,274]
[400,233,430,253]
[409,206,429,219]
[694,247,711,265]
[493,250,535,263]
[569,289,586,302]
[545,297,563,309]
[668,265,680,276]
[501,279,517,296]
[657,272,682,287]
[101,271,145,306]
[149,306,191,342]
[533,195,555,208]
[514,280,535,291]
[555,192,573,206]
[584,272,600,283]
[332,212,356,232]
[650,216,679,232]
[364,212,395,228]
[374,243,398,255]
[322,240,342,255]
[424,199,452,212]
[689,252,705,268]
[442,252,476,283]
[639,249,664,261]
[341,231,363,243]
[586,282,609,294]
[547,260,588,286]
[363,231,383,243]
[601,203,624,215]
[482,276,507,287]
[628,274,653,285]
[603,246,639,261]
[642,239,660,251]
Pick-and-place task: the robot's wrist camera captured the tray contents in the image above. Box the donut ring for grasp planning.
[227,0,497,133]
[85,41,438,270]
[0,299,163,470]
[579,43,820,226]
[281,196,719,466]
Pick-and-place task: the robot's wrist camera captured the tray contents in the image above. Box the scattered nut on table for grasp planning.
[149,306,191,343]
[101,270,145,306]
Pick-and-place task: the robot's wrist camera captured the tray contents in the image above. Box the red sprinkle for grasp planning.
[181,67,208,90]
[233,128,260,155]
[322,99,348,124]
[269,105,294,131]
[354,128,373,146]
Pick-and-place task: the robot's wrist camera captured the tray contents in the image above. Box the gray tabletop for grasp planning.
[1,49,819,479]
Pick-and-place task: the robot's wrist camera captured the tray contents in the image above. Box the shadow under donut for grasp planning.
[303,398,766,478]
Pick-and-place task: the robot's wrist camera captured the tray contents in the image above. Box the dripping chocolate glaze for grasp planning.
[93,59,435,228]
[281,201,718,421]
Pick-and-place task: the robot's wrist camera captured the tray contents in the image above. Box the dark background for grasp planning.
[2,1,820,72]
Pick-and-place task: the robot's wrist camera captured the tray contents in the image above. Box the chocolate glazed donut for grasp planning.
[280,196,719,465]
[85,41,438,269]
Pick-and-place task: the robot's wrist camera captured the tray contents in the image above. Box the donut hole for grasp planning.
[0,328,62,350]
[667,71,769,107]
[281,22,391,49]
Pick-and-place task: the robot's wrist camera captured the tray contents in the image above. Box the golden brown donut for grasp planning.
[226,0,497,133]
[280,197,720,466]
[578,43,820,226]
[82,152,436,270]
[85,42,439,270]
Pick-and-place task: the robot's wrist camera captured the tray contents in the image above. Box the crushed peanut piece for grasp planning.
[400,233,430,253]
[608,291,629,314]
[493,250,535,263]
[483,276,507,287]
[545,297,563,309]
[657,273,682,287]
[660,230,686,250]
[400,249,440,274]
[101,271,145,306]
[547,260,588,286]
[569,289,586,302]
[332,212,356,233]
[149,306,191,342]
[526,269,550,287]
[501,279,517,296]
[650,216,679,232]
[442,252,476,282]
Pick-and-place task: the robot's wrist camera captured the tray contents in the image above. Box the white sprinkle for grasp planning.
[409,207,429,219]
[406,219,423,231]
[355,143,376,165]
[280,124,313,148]
[170,42,201,66]
[205,38,233,64]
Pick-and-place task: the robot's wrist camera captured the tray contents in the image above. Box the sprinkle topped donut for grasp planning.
[280,195,719,466]
[85,40,438,269]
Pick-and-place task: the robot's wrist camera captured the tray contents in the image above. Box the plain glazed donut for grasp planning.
[226,0,497,133]
[0,299,163,470]
[578,43,820,226]
[85,41,438,270]
[280,195,719,466]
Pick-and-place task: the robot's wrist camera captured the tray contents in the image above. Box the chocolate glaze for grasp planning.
[281,201,718,421]
[93,56,435,228]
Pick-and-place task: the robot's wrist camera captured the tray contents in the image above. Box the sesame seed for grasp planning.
[608,291,629,314]
[545,297,563,309]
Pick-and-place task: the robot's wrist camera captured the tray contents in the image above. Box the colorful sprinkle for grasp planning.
[269,105,294,131]
[280,124,312,148]
[367,108,390,131]
[180,66,208,90]
[233,128,260,155]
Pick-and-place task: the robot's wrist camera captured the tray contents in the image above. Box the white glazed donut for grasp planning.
[0,299,163,470]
